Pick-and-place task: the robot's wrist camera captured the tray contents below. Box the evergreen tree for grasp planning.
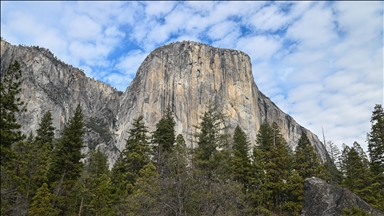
[35,111,55,150]
[111,116,150,198]
[28,183,57,216]
[249,145,271,215]
[367,104,384,201]
[255,121,293,214]
[0,60,24,165]
[325,140,342,185]
[152,105,176,155]
[17,111,54,205]
[231,125,252,190]
[48,104,85,215]
[76,148,114,216]
[339,142,383,210]
[0,60,25,215]
[122,162,160,216]
[193,101,228,172]
[294,132,325,179]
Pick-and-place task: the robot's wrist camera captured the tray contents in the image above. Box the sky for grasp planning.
[1,1,383,152]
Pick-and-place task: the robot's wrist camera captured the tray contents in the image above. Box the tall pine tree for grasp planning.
[152,105,176,155]
[367,105,384,191]
[0,60,25,214]
[111,116,150,198]
[48,104,85,215]
[0,60,24,165]
[231,125,252,190]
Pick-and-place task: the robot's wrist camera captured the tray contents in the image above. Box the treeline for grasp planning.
[1,61,383,215]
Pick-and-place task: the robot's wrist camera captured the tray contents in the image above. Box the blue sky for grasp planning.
[1,1,383,152]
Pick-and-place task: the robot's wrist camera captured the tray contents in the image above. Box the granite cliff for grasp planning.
[1,39,122,166]
[1,39,327,165]
[116,41,327,161]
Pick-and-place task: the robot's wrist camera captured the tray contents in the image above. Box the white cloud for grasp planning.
[249,4,289,32]
[286,3,338,49]
[208,21,239,41]
[236,35,282,61]
[116,50,148,78]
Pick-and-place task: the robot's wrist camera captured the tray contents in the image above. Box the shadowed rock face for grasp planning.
[116,41,327,161]
[301,177,383,216]
[0,40,122,167]
[1,39,327,166]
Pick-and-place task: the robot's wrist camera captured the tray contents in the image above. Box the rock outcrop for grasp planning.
[1,39,122,166]
[301,177,383,216]
[116,41,327,160]
[1,39,328,165]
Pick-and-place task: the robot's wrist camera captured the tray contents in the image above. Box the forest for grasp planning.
[1,61,383,215]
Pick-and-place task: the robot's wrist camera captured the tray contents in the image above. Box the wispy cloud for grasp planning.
[1,1,382,151]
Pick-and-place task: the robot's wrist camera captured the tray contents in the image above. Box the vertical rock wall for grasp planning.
[116,41,327,160]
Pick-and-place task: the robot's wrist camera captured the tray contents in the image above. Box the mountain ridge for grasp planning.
[0,38,328,165]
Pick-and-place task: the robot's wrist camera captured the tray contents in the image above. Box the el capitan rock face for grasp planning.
[1,39,327,165]
[116,41,327,161]
[301,177,383,216]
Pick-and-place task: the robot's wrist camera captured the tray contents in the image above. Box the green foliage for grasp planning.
[368,104,384,176]
[248,145,271,215]
[75,148,114,216]
[342,206,373,216]
[111,116,150,198]
[35,111,55,150]
[325,140,343,185]
[152,105,176,155]
[339,142,384,211]
[231,125,252,190]
[0,60,24,165]
[48,104,85,214]
[255,121,295,214]
[123,162,160,216]
[193,101,229,172]
[367,104,384,211]
[28,183,57,216]
[294,132,325,180]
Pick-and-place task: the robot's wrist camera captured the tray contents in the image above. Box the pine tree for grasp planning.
[288,132,326,215]
[111,116,150,198]
[76,148,114,216]
[367,104,384,204]
[35,111,55,150]
[28,183,57,216]
[339,142,383,210]
[255,121,293,214]
[249,145,271,215]
[48,104,85,215]
[21,111,54,204]
[0,60,25,214]
[122,162,160,216]
[294,132,325,179]
[231,125,252,190]
[193,101,228,172]
[0,60,24,165]
[325,140,342,185]
[152,105,176,155]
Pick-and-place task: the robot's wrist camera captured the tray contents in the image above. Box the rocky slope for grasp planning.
[1,39,327,165]
[116,41,327,161]
[301,177,383,216]
[1,39,122,166]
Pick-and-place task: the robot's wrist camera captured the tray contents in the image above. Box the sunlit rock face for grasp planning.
[116,41,327,161]
[1,39,327,166]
